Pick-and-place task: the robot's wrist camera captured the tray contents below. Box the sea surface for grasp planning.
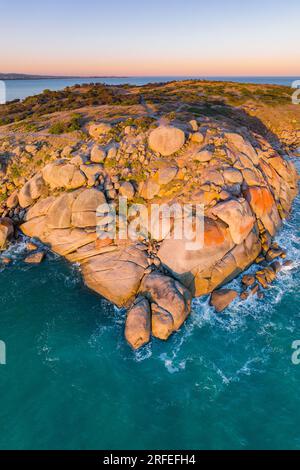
[2,76,299,102]
[0,157,299,450]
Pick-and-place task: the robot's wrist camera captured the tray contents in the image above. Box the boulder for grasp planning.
[24,251,45,264]
[25,196,56,220]
[189,120,198,132]
[190,132,204,144]
[148,126,185,156]
[18,174,45,208]
[158,217,234,295]
[47,228,97,256]
[210,289,238,312]
[242,274,256,287]
[71,188,107,229]
[156,166,178,185]
[211,199,255,245]
[245,186,281,236]
[223,168,243,185]
[81,244,148,307]
[193,149,213,163]
[225,133,259,165]
[89,122,112,139]
[202,169,224,186]
[208,229,261,292]
[266,247,285,261]
[119,182,135,200]
[0,218,14,249]
[140,179,161,200]
[26,242,38,251]
[139,271,192,339]
[242,168,263,186]
[90,145,106,163]
[80,164,103,187]
[125,296,151,349]
[46,192,78,229]
[42,161,86,190]
[72,188,106,213]
[270,260,281,273]
[6,190,19,209]
[151,303,174,340]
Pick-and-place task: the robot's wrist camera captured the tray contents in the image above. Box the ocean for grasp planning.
[2,76,299,102]
[0,155,299,450]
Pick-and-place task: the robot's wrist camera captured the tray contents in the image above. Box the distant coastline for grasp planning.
[0,73,128,80]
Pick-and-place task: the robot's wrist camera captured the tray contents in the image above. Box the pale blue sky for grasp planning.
[1,0,299,75]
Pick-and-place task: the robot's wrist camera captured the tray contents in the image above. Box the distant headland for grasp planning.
[0,73,127,80]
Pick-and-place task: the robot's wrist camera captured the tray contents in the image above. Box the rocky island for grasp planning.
[0,80,299,349]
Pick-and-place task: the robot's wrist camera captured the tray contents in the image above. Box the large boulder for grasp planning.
[18,173,46,208]
[245,186,281,236]
[125,296,151,349]
[139,272,192,340]
[81,244,148,307]
[225,133,259,165]
[42,161,86,190]
[148,126,185,156]
[25,197,56,220]
[211,199,255,245]
[47,228,97,256]
[71,188,107,228]
[46,192,78,229]
[158,218,234,295]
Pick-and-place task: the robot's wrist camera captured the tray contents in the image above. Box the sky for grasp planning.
[1,0,299,76]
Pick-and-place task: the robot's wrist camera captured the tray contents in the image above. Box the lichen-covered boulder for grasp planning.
[211,199,255,245]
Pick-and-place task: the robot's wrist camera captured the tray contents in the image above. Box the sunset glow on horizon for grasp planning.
[2,0,300,77]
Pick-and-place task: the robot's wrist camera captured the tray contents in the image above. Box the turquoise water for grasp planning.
[0,162,299,450]
[3,76,299,102]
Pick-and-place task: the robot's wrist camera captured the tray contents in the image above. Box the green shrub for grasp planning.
[49,114,82,134]
[49,122,66,134]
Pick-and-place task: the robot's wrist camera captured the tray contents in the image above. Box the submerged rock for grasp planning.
[24,251,45,264]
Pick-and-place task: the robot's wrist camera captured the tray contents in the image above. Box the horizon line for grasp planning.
[1,73,300,78]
